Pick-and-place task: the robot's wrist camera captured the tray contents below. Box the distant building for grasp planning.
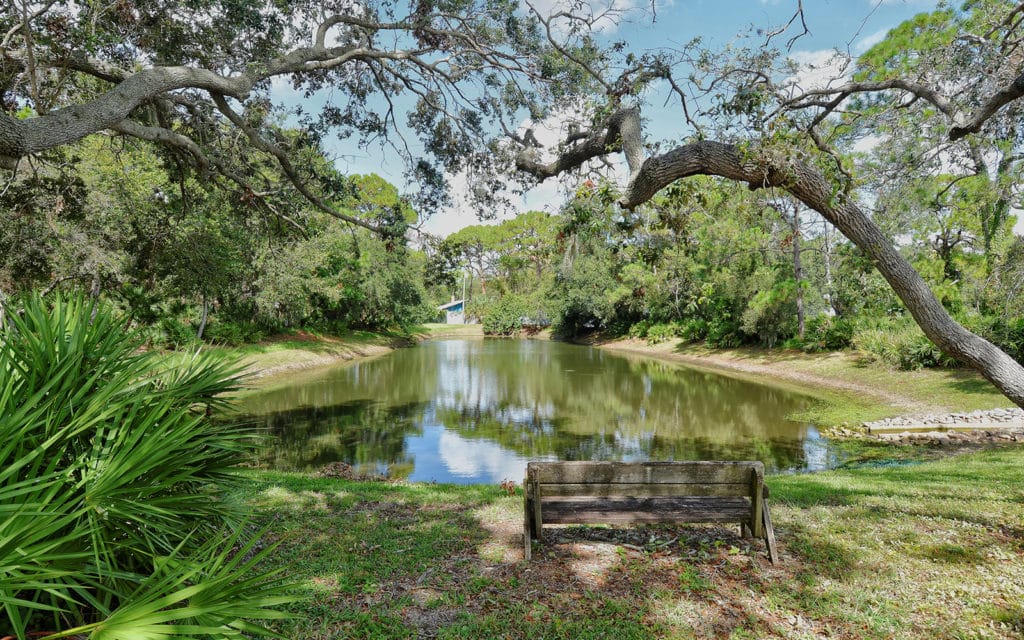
[437,299,465,324]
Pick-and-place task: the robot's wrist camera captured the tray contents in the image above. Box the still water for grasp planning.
[236,339,837,483]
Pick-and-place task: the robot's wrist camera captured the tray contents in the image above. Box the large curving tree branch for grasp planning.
[516,111,1024,407]
[0,15,435,169]
[949,70,1024,140]
[515,107,644,181]
[783,71,1024,143]
[110,119,310,238]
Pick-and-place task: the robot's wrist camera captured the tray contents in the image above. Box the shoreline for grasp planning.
[227,327,1020,433]
[590,337,918,410]
[586,336,1021,434]
[230,324,484,388]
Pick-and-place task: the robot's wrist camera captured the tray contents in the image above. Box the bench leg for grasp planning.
[523,496,532,561]
[762,499,778,564]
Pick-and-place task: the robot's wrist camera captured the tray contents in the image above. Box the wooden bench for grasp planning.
[523,461,777,563]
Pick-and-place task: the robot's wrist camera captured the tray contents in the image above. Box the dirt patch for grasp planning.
[316,461,388,481]
[242,342,394,381]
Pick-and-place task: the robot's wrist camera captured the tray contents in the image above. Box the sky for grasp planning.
[271,0,944,237]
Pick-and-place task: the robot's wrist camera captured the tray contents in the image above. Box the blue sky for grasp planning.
[272,0,941,236]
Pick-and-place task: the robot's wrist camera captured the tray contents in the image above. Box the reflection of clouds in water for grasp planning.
[439,430,541,482]
[433,340,557,423]
[613,430,655,460]
[801,426,830,471]
[245,339,831,479]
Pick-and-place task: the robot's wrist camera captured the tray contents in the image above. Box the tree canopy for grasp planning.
[0,0,555,229]
[3,0,1024,406]
[509,0,1024,406]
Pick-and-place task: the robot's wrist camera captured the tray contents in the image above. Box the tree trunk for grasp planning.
[90,272,101,322]
[197,295,209,340]
[822,223,837,316]
[792,222,804,340]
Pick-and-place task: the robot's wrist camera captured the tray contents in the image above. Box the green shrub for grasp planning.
[963,314,1024,364]
[800,316,855,352]
[0,293,293,638]
[204,319,267,346]
[852,316,958,370]
[628,319,652,339]
[898,334,959,370]
[678,318,708,343]
[482,294,530,336]
[157,315,199,348]
[645,321,681,344]
[706,316,743,348]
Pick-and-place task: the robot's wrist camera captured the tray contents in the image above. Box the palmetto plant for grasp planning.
[0,294,293,639]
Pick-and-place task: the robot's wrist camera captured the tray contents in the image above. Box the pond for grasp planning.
[235,339,839,483]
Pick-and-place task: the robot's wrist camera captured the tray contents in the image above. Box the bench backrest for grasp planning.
[525,461,764,499]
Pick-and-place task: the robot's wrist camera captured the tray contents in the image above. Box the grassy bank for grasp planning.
[235,445,1024,639]
[205,324,483,388]
[594,338,1013,427]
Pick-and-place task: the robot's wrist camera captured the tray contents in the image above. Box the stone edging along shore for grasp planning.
[858,408,1024,445]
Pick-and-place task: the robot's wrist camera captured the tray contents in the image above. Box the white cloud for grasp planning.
[851,134,881,154]
[854,27,889,54]
[422,170,512,236]
[522,0,644,35]
[438,430,533,482]
[786,49,852,92]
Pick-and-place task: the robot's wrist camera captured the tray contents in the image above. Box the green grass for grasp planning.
[233,445,1024,639]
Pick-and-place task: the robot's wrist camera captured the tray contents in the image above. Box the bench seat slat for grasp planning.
[537,482,751,498]
[529,461,762,485]
[539,496,751,525]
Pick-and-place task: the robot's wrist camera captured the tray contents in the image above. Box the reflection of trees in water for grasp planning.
[434,404,816,472]
[425,341,809,443]
[239,400,426,473]
[237,351,443,416]
[435,406,577,458]
[237,340,829,477]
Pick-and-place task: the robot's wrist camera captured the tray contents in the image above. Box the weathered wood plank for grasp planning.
[537,482,752,498]
[540,496,751,525]
[750,465,764,538]
[523,480,532,560]
[529,461,763,485]
[762,487,778,565]
[531,474,543,543]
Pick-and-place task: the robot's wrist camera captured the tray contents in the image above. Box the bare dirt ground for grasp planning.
[241,340,395,381]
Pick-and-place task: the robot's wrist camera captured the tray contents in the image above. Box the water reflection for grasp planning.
[236,339,840,483]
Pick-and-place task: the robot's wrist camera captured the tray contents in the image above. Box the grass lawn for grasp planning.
[234,445,1024,639]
